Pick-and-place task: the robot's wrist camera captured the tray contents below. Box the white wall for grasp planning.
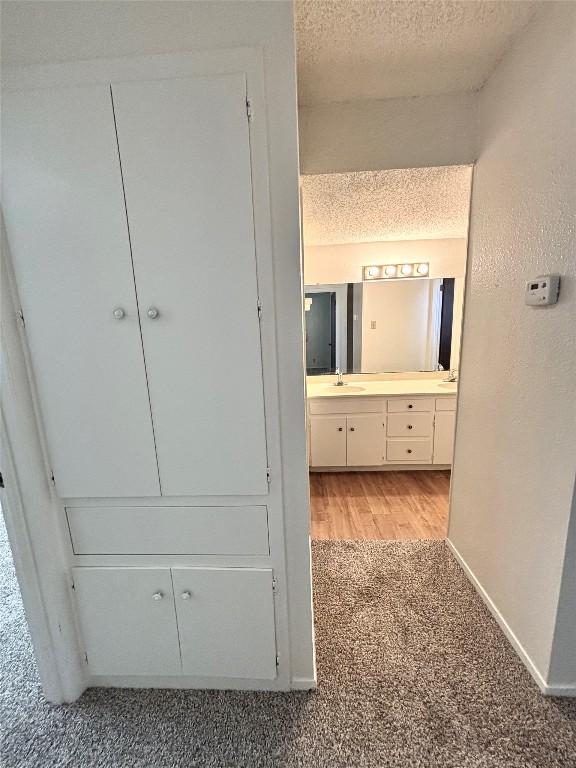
[299,92,477,174]
[304,238,468,285]
[361,280,431,373]
[1,0,315,690]
[449,3,576,693]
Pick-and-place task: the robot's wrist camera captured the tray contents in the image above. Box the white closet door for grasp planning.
[111,75,268,496]
[2,85,160,497]
[73,567,181,676]
[172,567,277,679]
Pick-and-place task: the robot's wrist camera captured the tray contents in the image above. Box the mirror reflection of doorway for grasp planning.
[305,291,336,374]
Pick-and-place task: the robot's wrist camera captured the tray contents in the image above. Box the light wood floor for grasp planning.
[310,470,450,540]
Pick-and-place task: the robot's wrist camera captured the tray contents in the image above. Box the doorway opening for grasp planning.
[301,166,472,541]
[304,289,336,374]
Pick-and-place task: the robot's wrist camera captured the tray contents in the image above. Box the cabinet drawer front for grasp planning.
[387,398,434,413]
[387,439,433,462]
[309,398,384,415]
[435,397,457,411]
[72,567,181,676]
[172,567,277,679]
[67,506,269,555]
[387,413,432,438]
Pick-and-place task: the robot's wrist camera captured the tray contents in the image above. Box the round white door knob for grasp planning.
[152,591,164,601]
[181,591,192,600]
[113,308,125,320]
[147,307,159,319]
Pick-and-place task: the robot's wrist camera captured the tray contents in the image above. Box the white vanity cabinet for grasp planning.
[309,393,456,469]
[432,397,457,465]
[73,567,277,680]
[309,398,385,468]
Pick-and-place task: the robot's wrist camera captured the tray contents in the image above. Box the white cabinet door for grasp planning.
[72,567,181,676]
[310,416,347,467]
[347,415,385,466]
[433,411,456,465]
[172,568,277,679]
[111,75,267,496]
[2,86,160,498]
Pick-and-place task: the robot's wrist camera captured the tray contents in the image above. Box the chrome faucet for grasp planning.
[334,367,345,386]
[443,368,458,383]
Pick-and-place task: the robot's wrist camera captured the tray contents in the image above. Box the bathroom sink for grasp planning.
[328,385,366,393]
[438,382,457,390]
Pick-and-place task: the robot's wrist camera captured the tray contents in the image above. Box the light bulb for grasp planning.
[400,264,413,276]
[416,263,429,275]
[384,265,397,277]
[366,266,380,278]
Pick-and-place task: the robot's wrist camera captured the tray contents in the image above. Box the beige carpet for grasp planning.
[1,519,575,766]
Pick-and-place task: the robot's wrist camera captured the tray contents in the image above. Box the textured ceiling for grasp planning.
[301,166,473,245]
[296,0,541,105]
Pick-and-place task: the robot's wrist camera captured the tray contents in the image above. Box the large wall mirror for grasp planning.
[305,275,465,375]
[301,167,472,376]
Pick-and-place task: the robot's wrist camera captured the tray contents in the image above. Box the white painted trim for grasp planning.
[1,220,87,703]
[290,676,318,690]
[542,684,576,698]
[309,464,450,472]
[91,675,293,692]
[446,538,549,694]
[0,412,66,702]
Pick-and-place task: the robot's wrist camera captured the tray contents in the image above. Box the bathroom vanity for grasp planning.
[307,376,457,470]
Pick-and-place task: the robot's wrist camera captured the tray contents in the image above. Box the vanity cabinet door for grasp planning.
[72,567,181,676]
[172,568,277,679]
[346,415,385,467]
[310,416,347,467]
[433,411,456,465]
[112,74,267,496]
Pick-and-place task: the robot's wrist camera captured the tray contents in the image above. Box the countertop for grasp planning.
[307,377,458,399]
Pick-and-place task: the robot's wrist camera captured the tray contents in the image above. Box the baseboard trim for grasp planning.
[543,684,576,697]
[446,538,552,695]
[290,676,317,690]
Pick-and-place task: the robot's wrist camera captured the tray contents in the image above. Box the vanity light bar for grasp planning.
[363,262,430,280]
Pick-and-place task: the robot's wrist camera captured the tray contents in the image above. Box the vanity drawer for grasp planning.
[66,506,269,555]
[387,398,434,413]
[309,398,384,415]
[386,439,433,462]
[387,413,432,437]
[436,397,457,411]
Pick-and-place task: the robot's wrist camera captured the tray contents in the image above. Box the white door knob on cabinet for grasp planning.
[180,591,192,600]
[112,307,125,320]
[152,591,164,601]
[147,307,159,319]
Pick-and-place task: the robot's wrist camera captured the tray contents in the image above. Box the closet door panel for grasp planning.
[112,75,267,496]
[2,85,160,497]
[172,567,277,679]
[73,567,181,676]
